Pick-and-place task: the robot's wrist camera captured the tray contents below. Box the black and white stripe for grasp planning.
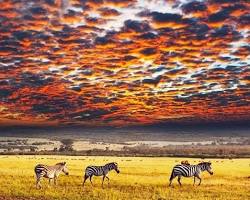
[83,162,120,188]
[169,162,213,186]
[34,162,69,189]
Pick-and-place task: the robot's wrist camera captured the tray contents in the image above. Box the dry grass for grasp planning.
[0,156,249,200]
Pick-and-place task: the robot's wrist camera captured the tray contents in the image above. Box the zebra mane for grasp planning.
[105,162,118,168]
[198,161,211,166]
[106,162,116,165]
[55,162,66,166]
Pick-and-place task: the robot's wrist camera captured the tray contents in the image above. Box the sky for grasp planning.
[0,0,249,127]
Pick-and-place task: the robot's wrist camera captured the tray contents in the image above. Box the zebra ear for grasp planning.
[63,162,66,165]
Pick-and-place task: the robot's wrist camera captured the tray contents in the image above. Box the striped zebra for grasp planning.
[169,161,213,186]
[34,162,69,189]
[83,162,120,188]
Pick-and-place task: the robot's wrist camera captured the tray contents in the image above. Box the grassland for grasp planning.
[0,156,249,200]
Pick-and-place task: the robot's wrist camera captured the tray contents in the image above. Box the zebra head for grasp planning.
[109,162,120,174]
[199,162,213,175]
[57,162,69,175]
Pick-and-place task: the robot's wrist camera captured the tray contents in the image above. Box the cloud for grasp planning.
[140,47,157,55]
[181,1,207,13]
[98,7,121,17]
[239,14,250,25]
[70,109,112,120]
[29,6,47,15]
[0,0,249,126]
[150,12,183,23]
[0,89,12,99]
[123,20,151,32]
[208,9,230,22]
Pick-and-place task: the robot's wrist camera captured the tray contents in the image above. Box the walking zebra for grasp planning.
[83,162,120,188]
[169,162,213,186]
[34,162,69,189]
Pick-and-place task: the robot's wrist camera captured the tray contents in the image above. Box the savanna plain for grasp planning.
[0,156,249,200]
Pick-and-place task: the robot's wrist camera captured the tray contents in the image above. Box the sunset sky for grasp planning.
[0,0,249,127]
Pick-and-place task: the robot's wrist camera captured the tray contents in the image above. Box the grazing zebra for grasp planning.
[34,162,69,189]
[83,162,120,188]
[169,162,213,186]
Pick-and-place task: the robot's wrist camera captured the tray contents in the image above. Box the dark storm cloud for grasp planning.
[208,9,230,22]
[12,31,33,41]
[222,3,247,12]
[210,0,240,3]
[239,14,250,25]
[31,95,80,116]
[64,9,81,17]
[29,6,47,15]
[0,38,21,48]
[98,7,121,16]
[0,46,18,53]
[20,72,54,87]
[32,104,61,114]
[85,16,100,23]
[150,12,183,23]
[138,32,157,40]
[186,23,210,39]
[181,1,207,13]
[95,36,114,45]
[148,66,166,73]
[0,89,13,99]
[44,0,56,6]
[123,20,151,32]
[142,75,162,85]
[23,14,36,21]
[140,47,157,55]
[211,25,240,38]
[124,55,137,61]
[32,32,51,40]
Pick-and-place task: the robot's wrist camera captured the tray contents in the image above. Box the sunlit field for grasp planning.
[0,156,249,200]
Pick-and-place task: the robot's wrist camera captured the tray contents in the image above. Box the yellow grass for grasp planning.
[0,156,249,200]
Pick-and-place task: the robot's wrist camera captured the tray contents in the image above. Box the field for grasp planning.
[0,156,249,200]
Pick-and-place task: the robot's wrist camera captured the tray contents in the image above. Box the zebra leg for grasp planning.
[169,170,176,186]
[102,175,106,188]
[89,175,94,186]
[106,176,110,184]
[35,175,42,189]
[177,176,182,186]
[193,176,196,186]
[105,176,110,187]
[36,178,42,189]
[83,174,89,187]
[197,175,202,186]
[54,177,57,185]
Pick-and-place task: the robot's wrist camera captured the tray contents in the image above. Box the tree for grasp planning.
[59,139,74,152]
[30,146,37,152]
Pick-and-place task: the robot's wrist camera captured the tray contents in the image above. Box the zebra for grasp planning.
[34,162,69,189]
[169,161,213,186]
[83,162,120,188]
